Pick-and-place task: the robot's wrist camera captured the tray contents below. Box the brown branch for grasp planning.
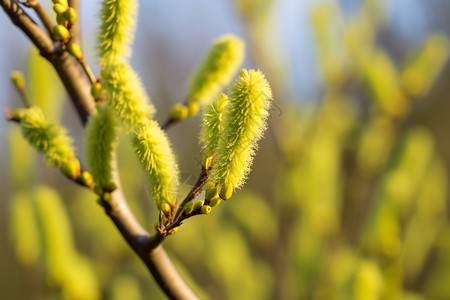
[27,1,54,36]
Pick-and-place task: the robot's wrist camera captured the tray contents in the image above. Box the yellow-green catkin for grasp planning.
[212,69,272,189]
[132,119,179,209]
[98,0,138,66]
[85,104,119,189]
[20,107,77,170]
[101,60,155,129]
[187,34,244,107]
[201,93,228,156]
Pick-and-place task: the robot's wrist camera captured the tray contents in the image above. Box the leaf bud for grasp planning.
[187,102,199,116]
[79,171,93,187]
[56,14,66,25]
[201,205,211,215]
[105,181,118,193]
[60,158,81,179]
[90,82,103,99]
[170,103,189,121]
[102,192,112,202]
[52,25,70,40]
[68,43,83,59]
[10,71,25,90]
[53,4,66,15]
[219,183,233,200]
[65,7,77,24]
[184,201,195,214]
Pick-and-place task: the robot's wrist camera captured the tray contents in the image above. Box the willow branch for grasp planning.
[28,1,54,36]
[2,1,200,298]
[1,0,94,125]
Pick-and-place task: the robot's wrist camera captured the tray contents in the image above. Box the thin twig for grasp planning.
[26,1,54,36]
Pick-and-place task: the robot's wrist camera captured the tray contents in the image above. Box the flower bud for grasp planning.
[170,104,188,121]
[68,43,83,59]
[219,183,233,200]
[52,25,70,40]
[205,182,218,200]
[184,201,195,214]
[201,205,211,215]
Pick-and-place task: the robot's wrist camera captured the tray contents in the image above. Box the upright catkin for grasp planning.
[212,69,273,190]
[132,119,180,209]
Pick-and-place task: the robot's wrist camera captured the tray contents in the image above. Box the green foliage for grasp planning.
[20,106,77,171]
[85,104,119,189]
[187,34,244,107]
[98,0,138,66]
[132,119,179,209]
[211,69,272,189]
[101,60,155,129]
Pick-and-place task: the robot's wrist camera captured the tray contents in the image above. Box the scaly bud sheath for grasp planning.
[201,93,228,156]
[209,197,221,207]
[85,104,118,189]
[101,60,155,129]
[52,25,70,40]
[193,200,205,212]
[187,34,244,107]
[219,183,233,200]
[205,182,218,200]
[212,69,273,189]
[132,119,180,209]
[98,0,138,66]
[19,107,77,171]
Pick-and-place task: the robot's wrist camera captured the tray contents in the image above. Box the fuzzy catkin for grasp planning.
[132,119,179,209]
[187,34,244,106]
[20,107,76,168]
[101,60,155,129]
[85,105,118,188]
[201,93,228,156]
[211,69,273,189]
[98,0,138,66]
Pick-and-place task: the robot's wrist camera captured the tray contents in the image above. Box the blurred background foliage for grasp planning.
[2,0,450,299]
